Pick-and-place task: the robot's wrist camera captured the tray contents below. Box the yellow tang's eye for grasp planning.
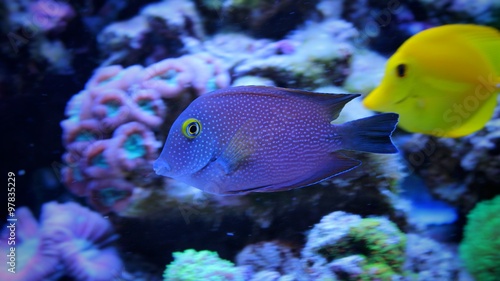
[396,63,407,78]
[181,118,202,139]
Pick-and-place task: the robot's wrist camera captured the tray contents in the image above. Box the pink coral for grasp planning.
[82,140,122,178]
[41,202,123,281]
[87,178,135,213]
[130,88,167,128]
[0,207,59,281]
[85,65,145,91]
[108,121,160,171]
[91,88,134,131]
[142,53,230,97]
[64,90,94,121]
[61,158,88,197]
[142,58,195,98]
[181,53,231,95]
[61,119,103,147]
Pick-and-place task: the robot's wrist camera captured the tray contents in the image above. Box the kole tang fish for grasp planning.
[154,86,398,195]
[363,24,500,138]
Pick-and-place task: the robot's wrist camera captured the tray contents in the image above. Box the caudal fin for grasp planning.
[337,113,399,154]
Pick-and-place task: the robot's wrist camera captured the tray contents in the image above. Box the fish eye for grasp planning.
[181,118,202,139]
[396,64,406,78]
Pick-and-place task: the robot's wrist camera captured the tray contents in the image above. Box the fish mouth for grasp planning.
[153,159,171,177]
[394,94,410,105]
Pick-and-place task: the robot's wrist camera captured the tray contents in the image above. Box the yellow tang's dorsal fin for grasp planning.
[443,24,500,76]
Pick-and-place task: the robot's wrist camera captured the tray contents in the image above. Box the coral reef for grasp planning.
[342,49,387,94]
[3,0,77,74]
[236,241,300,276]
[198,0,318,38]
[15,1,496,280]
[163,249,246,281]
[97,0,204,65]
[301,211,407,280]
[405,234,472,281]
[0,202,122,281]
[459,195,500,281]
[415,0,500,27]
[232,19,357,89]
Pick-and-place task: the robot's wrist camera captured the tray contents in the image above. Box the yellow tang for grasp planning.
[363,24,500,138]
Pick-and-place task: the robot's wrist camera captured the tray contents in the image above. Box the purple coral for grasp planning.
[87,178,135,213]
[236,241,300,276]
[86,65,145,91]
[0,207,59,281]
[41,202,123,281]
[141,53,229,98]
[91,88,135,130]
[1,202,122,281]
[108,122,159,171]
[141,58,194,98]
[129,88,167,127]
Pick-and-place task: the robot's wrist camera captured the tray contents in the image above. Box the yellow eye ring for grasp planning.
[181,118,202,139]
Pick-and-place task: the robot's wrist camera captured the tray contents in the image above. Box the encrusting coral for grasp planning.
[163,249,246,281]
[301,211,407,280]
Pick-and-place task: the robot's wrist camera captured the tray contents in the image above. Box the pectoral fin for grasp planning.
[216,122,257,175]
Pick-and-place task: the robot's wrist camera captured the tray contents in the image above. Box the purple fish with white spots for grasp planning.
[154,86,398,195]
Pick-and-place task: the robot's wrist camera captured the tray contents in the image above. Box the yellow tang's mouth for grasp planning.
[363,86,389,111]
[363,83,412,112]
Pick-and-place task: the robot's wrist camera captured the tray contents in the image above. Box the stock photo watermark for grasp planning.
[6,172,17,274]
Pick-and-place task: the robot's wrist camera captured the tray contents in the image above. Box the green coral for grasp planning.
[359,263,397,281]
[123,133,146,159]
[459,195,500,281]
[349,218,406,273]
[163,249,245,281]
[318,218,406,276]
[304,212,406,281]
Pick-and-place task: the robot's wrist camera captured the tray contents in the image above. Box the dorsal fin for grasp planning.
[205,86,360,121]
